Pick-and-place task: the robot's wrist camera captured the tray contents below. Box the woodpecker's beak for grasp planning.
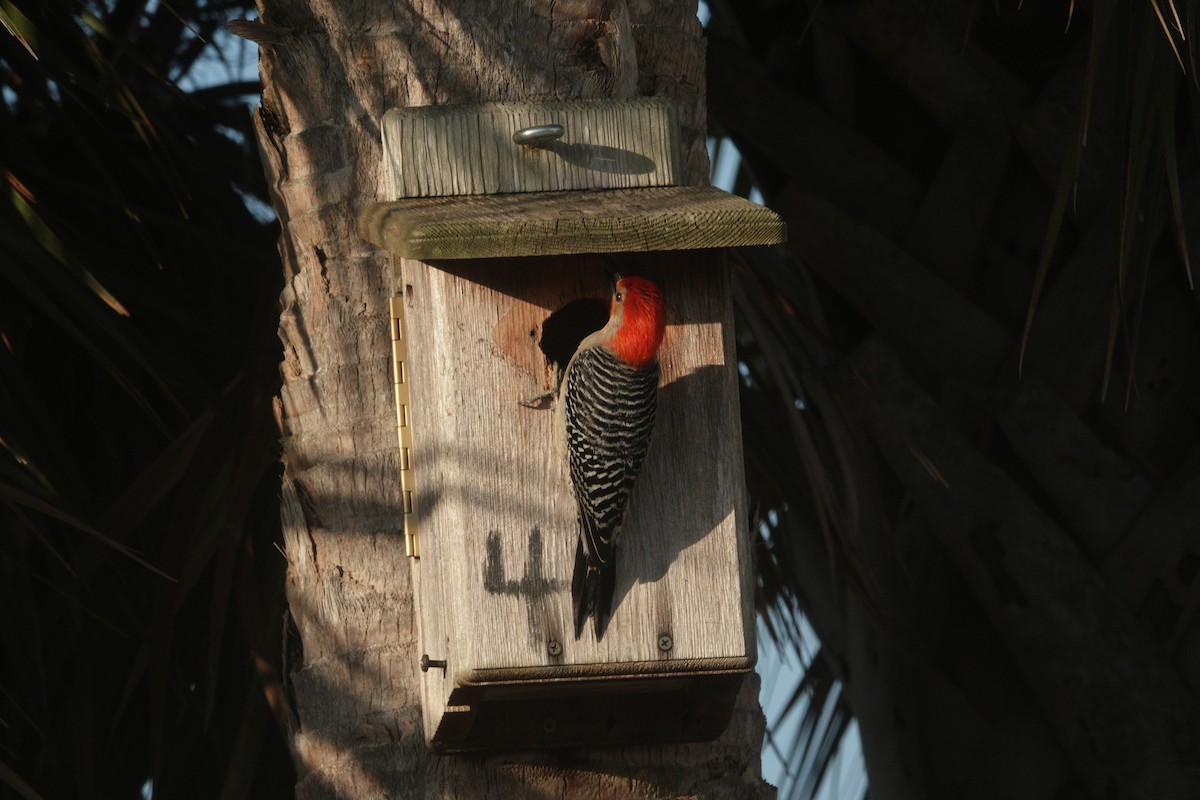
[609,272,623,295]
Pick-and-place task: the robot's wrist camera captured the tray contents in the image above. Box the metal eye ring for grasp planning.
[513,124,564,146]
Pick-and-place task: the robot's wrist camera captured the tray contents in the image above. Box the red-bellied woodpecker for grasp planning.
[560,274,666,640]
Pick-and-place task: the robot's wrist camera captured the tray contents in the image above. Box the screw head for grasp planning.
[547,640,562,656]
[657,634,673,652]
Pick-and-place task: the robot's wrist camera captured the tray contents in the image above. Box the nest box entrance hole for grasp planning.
[537,295,610,374]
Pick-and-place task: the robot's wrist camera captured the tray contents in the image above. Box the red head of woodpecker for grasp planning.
[559,274,666,640]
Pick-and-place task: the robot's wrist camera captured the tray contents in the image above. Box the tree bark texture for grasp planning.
[249,0,771,796]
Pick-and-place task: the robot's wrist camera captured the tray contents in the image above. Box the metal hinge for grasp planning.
[390,295,419,558]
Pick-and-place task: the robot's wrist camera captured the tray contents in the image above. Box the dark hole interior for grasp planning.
[538,297,610,370]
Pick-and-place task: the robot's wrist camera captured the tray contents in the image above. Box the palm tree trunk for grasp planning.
[246,0,772,796]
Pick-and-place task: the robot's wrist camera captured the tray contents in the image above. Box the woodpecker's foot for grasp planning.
[519,389,556,410]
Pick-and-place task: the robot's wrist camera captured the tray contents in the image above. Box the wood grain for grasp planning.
[361,185,785,259]
[381,99,681,198]
[397,251,756,748]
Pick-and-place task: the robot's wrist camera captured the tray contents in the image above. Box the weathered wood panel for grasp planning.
[397,250,755,747]
[360,185,786,259]
[381,99,681,198]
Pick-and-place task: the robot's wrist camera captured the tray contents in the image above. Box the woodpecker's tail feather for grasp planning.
[571,539,616,640]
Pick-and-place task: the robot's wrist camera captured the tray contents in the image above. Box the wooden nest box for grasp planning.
[358,98,785,753]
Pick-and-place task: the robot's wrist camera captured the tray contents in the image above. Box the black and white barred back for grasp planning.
[564,346,659,638]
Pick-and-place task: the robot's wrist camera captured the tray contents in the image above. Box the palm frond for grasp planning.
[1,1,291,796]
[708,0,1200,797]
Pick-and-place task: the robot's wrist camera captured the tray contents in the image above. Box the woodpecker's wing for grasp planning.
[562,346,659,566]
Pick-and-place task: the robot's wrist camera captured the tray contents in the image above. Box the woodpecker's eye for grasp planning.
[614,292,623,302]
